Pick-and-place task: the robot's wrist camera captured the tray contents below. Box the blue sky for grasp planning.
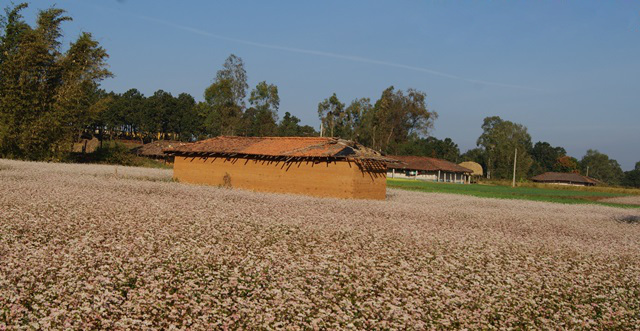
[20,0,640,170]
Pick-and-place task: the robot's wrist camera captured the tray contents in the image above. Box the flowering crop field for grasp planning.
[1,159,640,329]
[601,196,640,206]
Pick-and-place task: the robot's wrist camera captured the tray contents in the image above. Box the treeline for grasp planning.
[370,114,639,187]
[456,116,640,187]
[96,55,317,141]
[96,86,316,142]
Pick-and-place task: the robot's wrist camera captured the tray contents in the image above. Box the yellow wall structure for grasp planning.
[173,156,387,200]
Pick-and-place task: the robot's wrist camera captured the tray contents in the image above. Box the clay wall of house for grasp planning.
[173,156,387,200]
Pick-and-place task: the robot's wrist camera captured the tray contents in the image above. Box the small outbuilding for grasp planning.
[72,137,100,154]
[134,140,189,162]
[164,136,392,200]
[458,161,483,183]
[386,155,473,184]
[530,172,599,186]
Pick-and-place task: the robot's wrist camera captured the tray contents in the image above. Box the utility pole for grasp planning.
[586,166,589,177]
[512,148,517,188]
[320,122,324,137]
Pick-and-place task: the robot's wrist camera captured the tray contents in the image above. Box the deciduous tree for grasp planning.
[580,149,624,185]
[277,112,317,137]
[554,155,579,173]
[396,137,460,162]
[244,81,279,136]
[476,116,533,179]
[317,93,345,138]
[202,54,248,136]
[358,87,437,153]
[530,141,567,175]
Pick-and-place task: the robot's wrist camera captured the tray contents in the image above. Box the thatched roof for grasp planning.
[386,155,472,173]
[530,172,599,186]
[163,136,394,162]
[72,137,100,153]
[458,161,483,176]
[136,140,189,157]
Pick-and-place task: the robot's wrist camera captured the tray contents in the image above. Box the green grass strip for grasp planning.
[387,178,640,209]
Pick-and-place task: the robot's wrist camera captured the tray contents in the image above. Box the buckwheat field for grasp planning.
[1,159,639,329]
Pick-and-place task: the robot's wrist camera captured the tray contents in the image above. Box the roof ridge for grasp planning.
[217,136,332,140]
[163,136,392,161]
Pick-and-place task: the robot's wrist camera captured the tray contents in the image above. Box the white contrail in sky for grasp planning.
[96,4,540,91]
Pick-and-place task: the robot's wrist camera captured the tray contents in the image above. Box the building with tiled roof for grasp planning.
[386,155,473,184]
[134,140,189,160]
[530,172,599,186]
[164,136,394,200]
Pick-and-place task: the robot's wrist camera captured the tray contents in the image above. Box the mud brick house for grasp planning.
[164,136,393,200]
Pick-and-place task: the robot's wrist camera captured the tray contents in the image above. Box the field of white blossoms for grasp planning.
[1,159,639,329]
[602,195,640,206]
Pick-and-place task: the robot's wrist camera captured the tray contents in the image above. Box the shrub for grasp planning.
[92,142,138,166]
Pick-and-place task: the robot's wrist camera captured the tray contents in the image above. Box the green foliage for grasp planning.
[316,87,437,153]
[476,116,533,180]
[580,149,624,185]
[623,170,640,188]
[364,87,437,153]
[249,81,280,117]
[201,54,248,136]
[317,93,346,138]
[554,155,579,173]
[96,54,316,140]
[530,141,567,175]
[243,81,280,136]
[98,89,198,142]
[395,137,460,162]
[277,112,317,137]
[344,98,371,141]
[92,142,137,166]
[622,162,640,188]
[69,141,170,168]
[100,89,144,138]
[173,93,199,139]
[204,78,242,135]
[216,54,248,109]
[0,3,110,160]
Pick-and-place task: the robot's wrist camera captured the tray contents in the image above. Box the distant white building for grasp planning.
[386,155,473,184]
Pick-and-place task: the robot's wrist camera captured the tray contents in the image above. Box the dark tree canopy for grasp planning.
[530,141,567,175]
[580,149,624,185]
[98,89,198,142]
[623,168,640,188]
[242,81,280,137]
[554,155,579,173]
[395,137,460,162]
[277,112,317,137]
